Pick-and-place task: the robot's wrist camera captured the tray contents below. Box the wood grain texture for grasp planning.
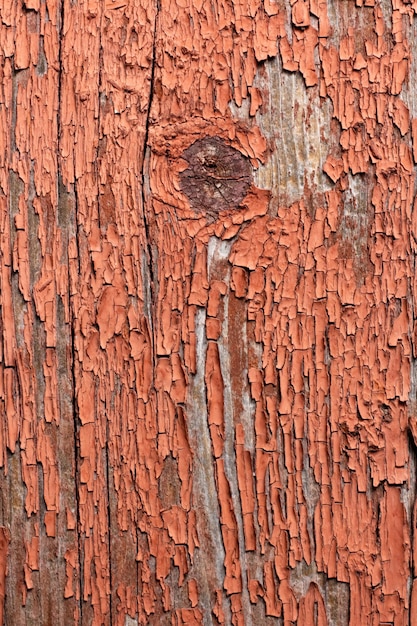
[1,0,417,624]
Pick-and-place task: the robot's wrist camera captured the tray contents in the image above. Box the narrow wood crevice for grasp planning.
[140,0,160,332]
[59,0,84,604]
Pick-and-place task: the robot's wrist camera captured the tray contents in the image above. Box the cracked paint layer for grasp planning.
[1,0,417,624]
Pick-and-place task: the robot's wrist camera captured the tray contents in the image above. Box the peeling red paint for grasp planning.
[2,0,417,623]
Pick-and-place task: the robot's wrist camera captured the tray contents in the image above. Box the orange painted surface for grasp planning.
[1,0,417,624]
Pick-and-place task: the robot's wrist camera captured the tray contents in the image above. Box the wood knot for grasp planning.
[179,137,252,215]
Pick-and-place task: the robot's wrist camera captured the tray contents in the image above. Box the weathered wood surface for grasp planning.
[1,0,417,624]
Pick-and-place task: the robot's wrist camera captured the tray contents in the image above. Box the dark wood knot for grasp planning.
[179,137,252,215]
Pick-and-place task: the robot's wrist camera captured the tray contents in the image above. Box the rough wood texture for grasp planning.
[1,0,417,624]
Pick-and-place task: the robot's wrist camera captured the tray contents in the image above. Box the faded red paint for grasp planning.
[1,0,417,624]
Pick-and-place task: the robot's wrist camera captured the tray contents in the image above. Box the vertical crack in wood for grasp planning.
[67,193,83,626]
[141,0,160,342]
